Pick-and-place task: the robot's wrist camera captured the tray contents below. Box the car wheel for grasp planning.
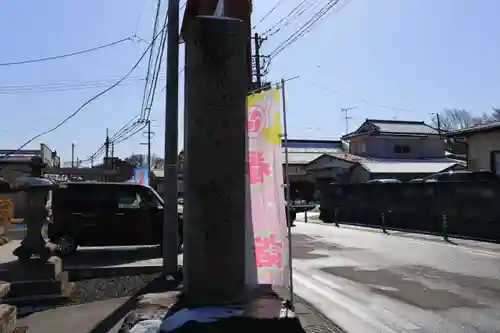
[57,236,77,256]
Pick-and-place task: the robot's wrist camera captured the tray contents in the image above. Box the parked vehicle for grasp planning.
[366,179,402,184]
[48,182,183,255]
[422,170,499,182]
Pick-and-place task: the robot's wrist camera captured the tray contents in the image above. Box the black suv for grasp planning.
[48,182,183,255]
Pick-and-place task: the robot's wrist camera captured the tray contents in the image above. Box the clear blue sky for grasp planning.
[0,0,498,164]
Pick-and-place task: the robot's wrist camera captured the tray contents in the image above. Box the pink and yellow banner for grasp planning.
[246,88,289,288]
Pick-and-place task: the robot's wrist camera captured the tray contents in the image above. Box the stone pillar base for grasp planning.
[0,304,16,333]
[0,257,74,305]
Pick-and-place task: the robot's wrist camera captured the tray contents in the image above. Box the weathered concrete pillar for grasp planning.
[183,16,248,305]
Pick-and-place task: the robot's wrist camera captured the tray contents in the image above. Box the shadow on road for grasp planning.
[65,246,161,268]
[63,246,166,281]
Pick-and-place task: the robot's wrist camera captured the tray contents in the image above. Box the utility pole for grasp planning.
[76,157,79,168]
[105,128,110,161]
[436,113,442,139]
[253,32,263,89]
[142,120,154,176]
[90,156,94,168]
[163,0,180,277]
[71,143,75,168]
[341,107,357,134]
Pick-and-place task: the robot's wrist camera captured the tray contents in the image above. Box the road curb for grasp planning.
[293,293,346,333]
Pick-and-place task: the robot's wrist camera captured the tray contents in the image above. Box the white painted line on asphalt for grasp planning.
[308,272,421,331]
[293,269,400,333]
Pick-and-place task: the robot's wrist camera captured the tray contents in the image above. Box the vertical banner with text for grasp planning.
[247,88,289,288]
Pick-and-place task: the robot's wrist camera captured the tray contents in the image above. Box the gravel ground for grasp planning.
[69,274,161,305]
[17,273,164,318]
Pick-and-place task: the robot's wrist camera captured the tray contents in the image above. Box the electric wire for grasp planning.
[262,0,316,37]
[0,25,168,160]
[140,0,163,120]
[253,0,284,29]
[110,7,167,146]
[269,0,353,59]
[87,0,186,160]
[0,37,132,67]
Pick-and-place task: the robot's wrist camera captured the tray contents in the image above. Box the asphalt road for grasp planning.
[291,222,500,333]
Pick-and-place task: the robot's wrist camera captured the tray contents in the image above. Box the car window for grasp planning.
[116,186,143,209]
[139,188,163,209]
[56,184,114,211]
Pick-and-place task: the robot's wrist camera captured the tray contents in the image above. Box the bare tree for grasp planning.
[433,109,490,131]
[492,107,500,121]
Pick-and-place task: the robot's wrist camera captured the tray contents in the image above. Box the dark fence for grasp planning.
[319,182,500,242]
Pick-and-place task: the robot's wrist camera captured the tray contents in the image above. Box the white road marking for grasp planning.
[293,269,401,333]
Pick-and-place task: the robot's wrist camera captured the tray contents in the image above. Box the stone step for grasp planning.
[6,272,69,299]
[0,257,62,282]
[3,281,74,308]
[0,304,16,333]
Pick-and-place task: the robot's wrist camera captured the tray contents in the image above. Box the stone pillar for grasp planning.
[183,16,248,305]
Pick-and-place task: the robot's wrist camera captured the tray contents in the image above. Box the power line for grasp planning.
[262,0,316,37]
[307,79,413,113]
[0,25,168,160]
[253,0,284,29]
[140,0,163,120]
[112,4,167,145]
[0,37,133,67]
[142,0,167,121]
[0,77,165,95]
[144,23,167,121]
[87,0,186,160]
[269,0,343,59]
[268,0,353,60]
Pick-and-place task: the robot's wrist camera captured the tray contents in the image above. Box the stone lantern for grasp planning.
[12,156,55,262]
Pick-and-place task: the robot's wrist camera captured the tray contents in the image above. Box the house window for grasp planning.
[394,145,411,154]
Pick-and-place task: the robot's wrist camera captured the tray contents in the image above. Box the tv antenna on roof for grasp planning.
[341,106,358,134]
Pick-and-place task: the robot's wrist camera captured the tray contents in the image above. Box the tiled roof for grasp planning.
[284,147,344,165]
[343,119,439,139]
[448,120,500,136]
[287,153,324,165]
[366,119,439,135]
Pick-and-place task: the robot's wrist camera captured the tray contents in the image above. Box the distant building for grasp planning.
[0,144,61,183]
[342,119,463,182]
[446,121,500,175]
[303,119,464,185]
[282,139,344,202]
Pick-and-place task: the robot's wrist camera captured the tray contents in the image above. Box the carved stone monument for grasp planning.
[0,156,73,304]
[12,157,54,262]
